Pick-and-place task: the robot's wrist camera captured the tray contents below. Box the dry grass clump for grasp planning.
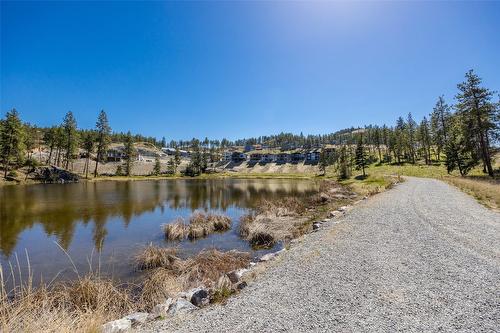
[179,249,250,289]
[1,268,133,333]
[257,197,306,217]
[163,212,232,241]
[239,213,255,238]
[138,268,182,310]
[163,218,189,241]
[134,244,179,270]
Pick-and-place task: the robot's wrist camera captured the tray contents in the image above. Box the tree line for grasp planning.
[1,69,498,179]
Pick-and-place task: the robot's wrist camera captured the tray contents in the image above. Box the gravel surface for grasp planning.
[138,177,500,332]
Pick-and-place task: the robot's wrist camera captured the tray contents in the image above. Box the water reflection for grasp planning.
[0,179,318,258]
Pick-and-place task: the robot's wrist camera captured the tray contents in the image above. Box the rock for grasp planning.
[190,289,210,307]
[249,262,257,267]
[226,268,248,284]
[332,194,349,199]
[125,312,149,326]
[319,193,330,202]
[235,281,248,290]
[259,253,276,262]
[101,318,131,333]
[168,298,198,315]
[313,222,321,231]
[151,298,175,317]
[226,270,240,284]
[338,206,349,212]
[32,166,79,183]
[329,211,338,218]
[216,275,233,290]
[322,218,330,223]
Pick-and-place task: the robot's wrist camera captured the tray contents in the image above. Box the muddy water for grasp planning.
[0,178,318,285]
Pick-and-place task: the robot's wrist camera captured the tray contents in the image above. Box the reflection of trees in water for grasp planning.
[0,179,318,257]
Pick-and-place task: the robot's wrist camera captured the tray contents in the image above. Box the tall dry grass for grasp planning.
[163,211,232,241]
[0,253,133,333]
[1,246,251,332]
[446,176,500,209]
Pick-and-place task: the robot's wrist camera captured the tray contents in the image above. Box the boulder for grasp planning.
[101,318,131,333]
[226,270,240,284]
[319,193,330,202]
[259,253,276,262]
[125,312,149,326]
[32,166,79,183]
[190,289,210,307]
[313,222,321,231]
[235,281,247,290]
[151,298,175,317]
[168,298,199,315]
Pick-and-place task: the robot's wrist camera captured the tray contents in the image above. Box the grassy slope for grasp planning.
[343,160,499,210]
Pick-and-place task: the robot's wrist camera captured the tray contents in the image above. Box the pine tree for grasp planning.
[355,137,368,177]
[318,148,328,175]
[336,145,351,179]
[43,126,57,165]
[62,111,78,170]
[94,110,111,177]
[0,109,26,177]
[82,131,96,179]
[455,70,497,177]
[444,114,478,176]
[153,155,161,175]
[167,157,176,175]
[161,137,166,148]
[123,131,136,176]
[406,113,417,164]
[430,96,451,161]
[419,117,432,165]
[174,147,181,170]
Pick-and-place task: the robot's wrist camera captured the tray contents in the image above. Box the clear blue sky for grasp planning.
[1,1,499,141]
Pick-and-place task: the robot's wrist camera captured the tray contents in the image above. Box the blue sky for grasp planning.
[1,1,499,141]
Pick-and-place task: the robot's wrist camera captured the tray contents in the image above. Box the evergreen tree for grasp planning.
[43,126,57,164]
[0,109,26,177]
[318,148,329,175]
[82,131,95,179]
[161,137,166,148]
[174,146,181,169]
[123,131,136,176]
[62,111,78,170]
[336,145,351,179]
[445,114,478,175]
[355,137,368,177]
[167,157,176,175]
[455,70,497,177]
[94,110,111,177]
[418,117,432,165]
[153,155,161,175]
[406,113,417,164]
[430,96,451,161]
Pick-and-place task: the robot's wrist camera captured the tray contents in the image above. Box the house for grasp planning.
[306,150,321,162]
[244,144,262,152]
[160,147,190,157]
[222,151,233,162]
[231,151,247,162]
[106,148,125,162]
[249,153,262,162]
[290,151,305,162]
[276,153,289,163]
[261,153,276,163]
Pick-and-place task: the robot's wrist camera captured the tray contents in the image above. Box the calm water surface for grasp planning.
[0,179,318,285]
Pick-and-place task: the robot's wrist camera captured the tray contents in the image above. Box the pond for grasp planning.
[0,178,319,286]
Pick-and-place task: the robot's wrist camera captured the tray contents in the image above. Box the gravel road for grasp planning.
[139,177,500,332]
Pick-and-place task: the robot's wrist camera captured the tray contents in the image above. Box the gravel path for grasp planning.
[139,177,500,332]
